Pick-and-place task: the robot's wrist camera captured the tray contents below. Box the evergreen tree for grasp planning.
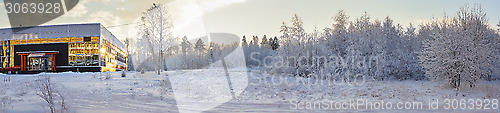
[123,37,135,71]
[181,36,192,56]
[268,37,274,49]
[271,37,279,50]
[260,35,269,48]
[405,23,416,36]
[330,10,349,57]
[241,35,248,47]
[208,41,221,63]
[252,36,259,46]
[194,38,206,53]
[497,21,500,32]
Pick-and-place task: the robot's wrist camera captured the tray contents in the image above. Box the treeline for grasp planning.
[245,5,500,89]
[131,4,500,89]
[241,35,279,68]
[135,36,239,71]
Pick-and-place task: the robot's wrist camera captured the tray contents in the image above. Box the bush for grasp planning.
[36,74,67,113]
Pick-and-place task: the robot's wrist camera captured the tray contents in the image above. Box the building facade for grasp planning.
[0,23,127,73]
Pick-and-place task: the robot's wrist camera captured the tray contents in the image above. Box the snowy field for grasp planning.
[0,68,499,113]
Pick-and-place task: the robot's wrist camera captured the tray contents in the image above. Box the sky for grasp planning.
[0,0,499,41]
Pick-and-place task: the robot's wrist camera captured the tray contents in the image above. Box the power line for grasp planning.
[105,22,141,29]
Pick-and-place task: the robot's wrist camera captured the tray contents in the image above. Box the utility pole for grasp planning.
[158,3,163,75]
[150,3,161,75]
[153,3,163,75]
[146,3,167,75]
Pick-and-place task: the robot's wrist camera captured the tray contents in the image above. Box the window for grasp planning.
[84,49,90,54]
[69,55,75,62]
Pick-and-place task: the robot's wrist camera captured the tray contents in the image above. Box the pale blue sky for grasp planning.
[0,0,499,40]
[202,0,500,37]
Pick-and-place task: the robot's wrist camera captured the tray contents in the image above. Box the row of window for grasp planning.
[100,39,127,69]
[68,42,99,66]
[10,37,99,45]
[69,49,99,55]
[69,42,99,48]
[69,55,99,66]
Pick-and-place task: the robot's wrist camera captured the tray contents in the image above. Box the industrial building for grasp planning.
[0,23,127,73]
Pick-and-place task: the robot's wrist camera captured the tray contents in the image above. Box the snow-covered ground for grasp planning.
[0,68,499,113]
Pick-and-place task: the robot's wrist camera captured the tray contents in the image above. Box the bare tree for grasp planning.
[36,74,67,113]
[3,76,10,82]
[138,3,176,75]
[1,80,12,112]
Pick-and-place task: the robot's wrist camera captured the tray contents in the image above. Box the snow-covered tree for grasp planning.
[418,5,497,89]
[343,12,379,79]
[194,39,206,53]
[179,36,192,68]
[381,16,422,80]
[329,10,349,57]
[193,39,209,69]
[123,37,135,71]
[497,22,500,33]
[242,35,276,68]
[497,21,500,31]
[274,14,309,76]
[404,23,426,80]
[180,36,193,56]
[208,42,219,63]
[137,3,177,74]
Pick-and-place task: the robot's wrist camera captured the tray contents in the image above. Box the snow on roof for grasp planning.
[0,23,101,41]
[0,23,125,50]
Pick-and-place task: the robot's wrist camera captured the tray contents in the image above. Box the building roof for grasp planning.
[0,23,125,50]
[0,23,101,41]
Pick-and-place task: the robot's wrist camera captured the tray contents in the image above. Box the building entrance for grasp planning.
[28,55,52,71]
[16,51,59,71]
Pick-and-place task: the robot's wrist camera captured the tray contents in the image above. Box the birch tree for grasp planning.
[137,3,176,74]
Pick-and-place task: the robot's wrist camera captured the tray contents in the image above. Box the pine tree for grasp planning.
[497,21,500,32]
[268,37,273,46]
[194,39,206,53]
[268,37,274,50]
[252,36,259,46]
[498,21,500,28]
[405,23,425,80]
[272,37,279,50]
[181,36,192,56]
[241,35,248,47]
[260,35,269,48]
[382,16,406,79]
[330,10,349,57]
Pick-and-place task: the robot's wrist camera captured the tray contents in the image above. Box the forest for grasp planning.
[130,5,500,90]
